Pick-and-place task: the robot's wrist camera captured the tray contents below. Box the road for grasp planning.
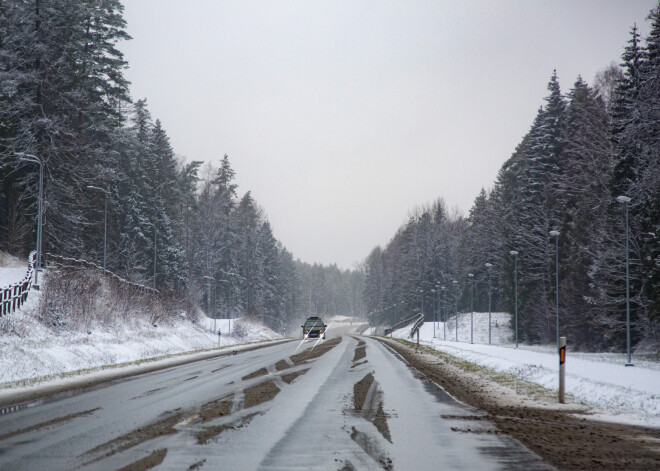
[0,322,553,470]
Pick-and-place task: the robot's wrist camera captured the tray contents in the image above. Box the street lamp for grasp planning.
[431,288,436,338]
[485,263,493,345]
[435,281,441,332]
[468,273,474,344]
[510,251,519,349]
[452,280,458,341]
[550,230,560,351]
[146,222,157,291]
[87,185,108,274]
[441,286,446,340]
[616,195,633,366]
[419,288,424,320]
[16,153,43,288]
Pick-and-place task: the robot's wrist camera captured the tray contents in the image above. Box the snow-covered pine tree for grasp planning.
[0,0,130,261]
[558,77,612,349]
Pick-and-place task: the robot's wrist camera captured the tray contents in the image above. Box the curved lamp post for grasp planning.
[510,251,519,349]
[485,262,493,345]
[452,280,458,341]
[441,286,446,340]
[431,288,436,338]
[468,273,474,344]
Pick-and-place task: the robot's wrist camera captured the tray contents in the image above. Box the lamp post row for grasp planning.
[18,152,635,364]
[391,194,631,366]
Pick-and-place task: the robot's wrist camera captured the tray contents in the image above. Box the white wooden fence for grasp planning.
[1,251,36,317]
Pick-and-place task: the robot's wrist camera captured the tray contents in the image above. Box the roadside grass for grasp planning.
[392,339,559,403]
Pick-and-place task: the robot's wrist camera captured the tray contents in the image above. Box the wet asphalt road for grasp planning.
[0,323,554,470]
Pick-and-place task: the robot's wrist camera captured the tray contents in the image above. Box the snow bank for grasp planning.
[0,254,29,288]
[0,286,282,387]
[389,314,660,427]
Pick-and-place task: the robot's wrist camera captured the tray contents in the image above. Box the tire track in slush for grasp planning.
[349,339,394,470]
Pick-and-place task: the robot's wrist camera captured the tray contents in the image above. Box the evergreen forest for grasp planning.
[2,2,659,352]
[0,0,363,332]
[362,10,660,352]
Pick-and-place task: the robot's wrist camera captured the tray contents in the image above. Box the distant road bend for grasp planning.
[0,322,581,470]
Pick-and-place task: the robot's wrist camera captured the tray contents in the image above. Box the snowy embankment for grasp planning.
[0,260,282,389]
[0,251,28,288]
[388,313,660,427]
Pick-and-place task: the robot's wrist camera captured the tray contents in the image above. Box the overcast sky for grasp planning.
[120,0,655,269]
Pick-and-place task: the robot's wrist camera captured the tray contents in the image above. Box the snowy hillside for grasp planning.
[0,263,283,389]
[388,314,660,427]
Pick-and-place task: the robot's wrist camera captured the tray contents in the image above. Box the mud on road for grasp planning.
[380,338,660,471]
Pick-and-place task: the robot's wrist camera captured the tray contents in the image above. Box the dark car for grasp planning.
[302,316,327,339]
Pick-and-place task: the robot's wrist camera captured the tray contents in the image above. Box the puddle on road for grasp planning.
[199,397,233,423]
[81,410,183,464]
[117,448,167,471]
[353,373,374,412]
[373,401,392,443]
[281,368,309,384]
[353,373,392,444]
[187,458,206,470]
[241,367,268,381]
[289,337,342,365]
[196,412,260,445]
[352,340,366,363]
[244,380,280,409]
[274,359,290,371]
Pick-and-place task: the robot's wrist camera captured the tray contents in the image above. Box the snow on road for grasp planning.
[179,334,550,471]
[390,314,660,427]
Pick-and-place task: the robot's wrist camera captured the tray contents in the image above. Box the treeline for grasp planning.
[0,0,362,331]
[296,261,365,319]
[363,9,660,351]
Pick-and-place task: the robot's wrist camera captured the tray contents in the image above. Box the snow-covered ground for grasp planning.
[0,261,283,390]
[0,251,28,288]
[386,313,660,427]
[1,307,281,388]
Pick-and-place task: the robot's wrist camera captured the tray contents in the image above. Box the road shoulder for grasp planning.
[376,337,660,471]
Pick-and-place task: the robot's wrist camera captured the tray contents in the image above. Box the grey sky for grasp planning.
[120,0,655,269]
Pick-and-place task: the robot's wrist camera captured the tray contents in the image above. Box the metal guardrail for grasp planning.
[355,323,369,334]
[409,313,425,339]
[46,253,159,295]
[1,251,36,317]
[384,313,423,336]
